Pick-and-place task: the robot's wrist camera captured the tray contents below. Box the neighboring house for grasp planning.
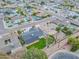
[0,32,21,54]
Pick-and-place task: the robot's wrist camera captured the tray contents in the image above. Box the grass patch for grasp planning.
[27,38,46,49]
[26,35,55,49]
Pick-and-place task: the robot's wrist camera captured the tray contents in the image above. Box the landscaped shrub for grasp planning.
[71,45,78,52]
[18,36,25,46]
[47,35,56,45]
[62,26,72,36]
[72,16,78,19]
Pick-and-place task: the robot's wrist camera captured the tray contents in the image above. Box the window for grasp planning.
[4,39,11,44]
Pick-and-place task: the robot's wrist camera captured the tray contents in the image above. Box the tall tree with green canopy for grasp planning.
[56,25,61,33]
[62,26,72,36]
[63,0,74,10]
[16,7,27,16]
[22,48,48,59]
[68,36,79,52]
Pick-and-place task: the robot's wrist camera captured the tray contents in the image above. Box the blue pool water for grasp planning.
[22,27,43,44]
[51,52,79,59]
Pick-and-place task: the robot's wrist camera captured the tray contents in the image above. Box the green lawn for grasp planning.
[27,38,46,49]
[26,35,55,49]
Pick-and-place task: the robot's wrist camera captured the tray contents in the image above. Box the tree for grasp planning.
[16,7,27,16]
[5,17,11,20]
[72,16,78,19]
[32,12,37,16]
[56,26,61,33]
[67,36,76,45]
[40,1,45,5]
[62,26,72,36]
[17,30,23,35]
[18,35,25,46]
[68,36,79,52]
[48,35,56,44]
[63,0,74,10]
[55,25,62,40]
[2,0,6,2]
[22,48,48,59]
